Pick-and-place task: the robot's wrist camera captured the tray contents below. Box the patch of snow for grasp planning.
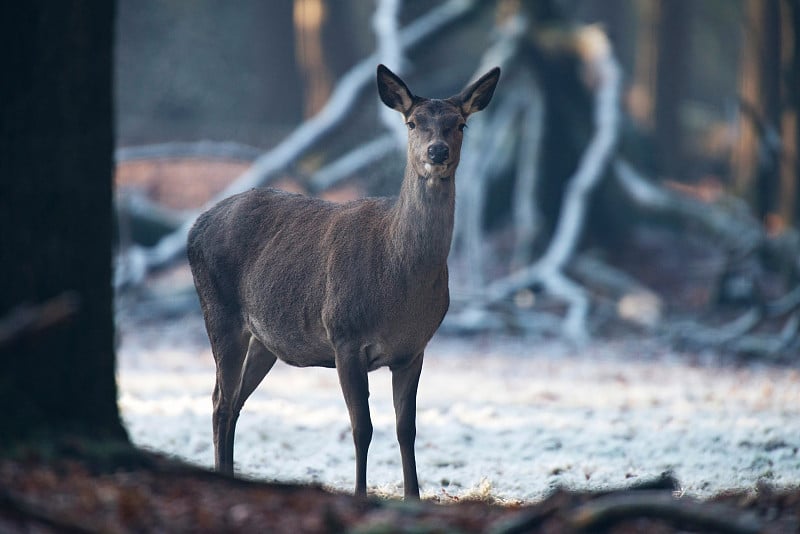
[117,320,800,501]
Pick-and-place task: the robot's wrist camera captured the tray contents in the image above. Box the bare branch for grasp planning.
[455,91,526,290]
[669,309,763,346]
[0,292,80,349]
[115,141,262,163]
[570,491,762,534]
[374,0,407,144]
[613,159,763,254]
[510,72,545,269]
[308,134,398,193]
[534,29,621,276]
[452,11,531,291]
[484,27,622,341]
[768,285,800,316]
[729,312,800,355]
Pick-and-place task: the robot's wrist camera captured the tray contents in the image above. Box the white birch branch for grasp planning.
[455,93,523,289]
[451,12,529,291]
[373,0,407,145]
[308,133,397,192]
[115,141,262,163]
[484,27,622,341]
[510,71,545,269]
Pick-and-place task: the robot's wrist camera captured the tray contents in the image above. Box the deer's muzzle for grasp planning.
[427,143,449,164]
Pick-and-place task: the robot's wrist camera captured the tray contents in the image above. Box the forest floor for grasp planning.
[3,305,799,533]
[116,301,800,504]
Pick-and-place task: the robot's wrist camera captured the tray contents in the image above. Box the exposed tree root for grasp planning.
[569,491,763,534]
[4,455,795,534]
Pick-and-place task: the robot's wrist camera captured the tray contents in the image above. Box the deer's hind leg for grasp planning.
[211,326,276,475]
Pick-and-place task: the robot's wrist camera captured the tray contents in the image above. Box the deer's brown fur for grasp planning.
[187,64,500,499]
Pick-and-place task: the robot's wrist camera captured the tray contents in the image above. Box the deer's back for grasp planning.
[188,188,449,369]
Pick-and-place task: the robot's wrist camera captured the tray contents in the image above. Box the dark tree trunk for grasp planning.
[653,0,692,181]
[0,2,128,445]
[758,0,783,221]
[782,0,800,227]
[734,0,785,223]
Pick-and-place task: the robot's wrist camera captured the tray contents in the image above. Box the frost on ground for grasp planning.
[117,313,800,502]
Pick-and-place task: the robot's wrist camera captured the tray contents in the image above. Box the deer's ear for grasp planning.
[453,67,501,117]
[377,64,415,114]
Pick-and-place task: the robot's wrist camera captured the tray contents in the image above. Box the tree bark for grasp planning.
[653,0,692,181]
[734,0,784,222]
[0,2,128,445]
[780,0,800,227]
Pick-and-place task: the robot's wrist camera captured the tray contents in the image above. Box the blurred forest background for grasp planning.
[114,0,800,358]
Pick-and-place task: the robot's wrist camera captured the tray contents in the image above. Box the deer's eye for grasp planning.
[458,123,467,132]
[406,121,416,130]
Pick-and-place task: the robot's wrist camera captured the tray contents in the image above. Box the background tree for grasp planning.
[734,0,784,223]
[0,1,128,446]
[652,0,692,181]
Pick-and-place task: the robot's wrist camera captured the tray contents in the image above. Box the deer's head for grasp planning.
[377,64,500,182]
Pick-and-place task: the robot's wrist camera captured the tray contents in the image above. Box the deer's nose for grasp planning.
[427,143,449,164]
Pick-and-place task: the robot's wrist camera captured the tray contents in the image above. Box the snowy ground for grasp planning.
[117,313,800,502]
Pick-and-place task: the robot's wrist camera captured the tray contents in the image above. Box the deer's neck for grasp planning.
[388,166,455,271]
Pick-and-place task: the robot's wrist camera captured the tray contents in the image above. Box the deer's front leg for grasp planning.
[392,353,424,500]
[335,346,373,498]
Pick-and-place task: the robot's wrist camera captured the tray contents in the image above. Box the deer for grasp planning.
[187,64,500,499]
